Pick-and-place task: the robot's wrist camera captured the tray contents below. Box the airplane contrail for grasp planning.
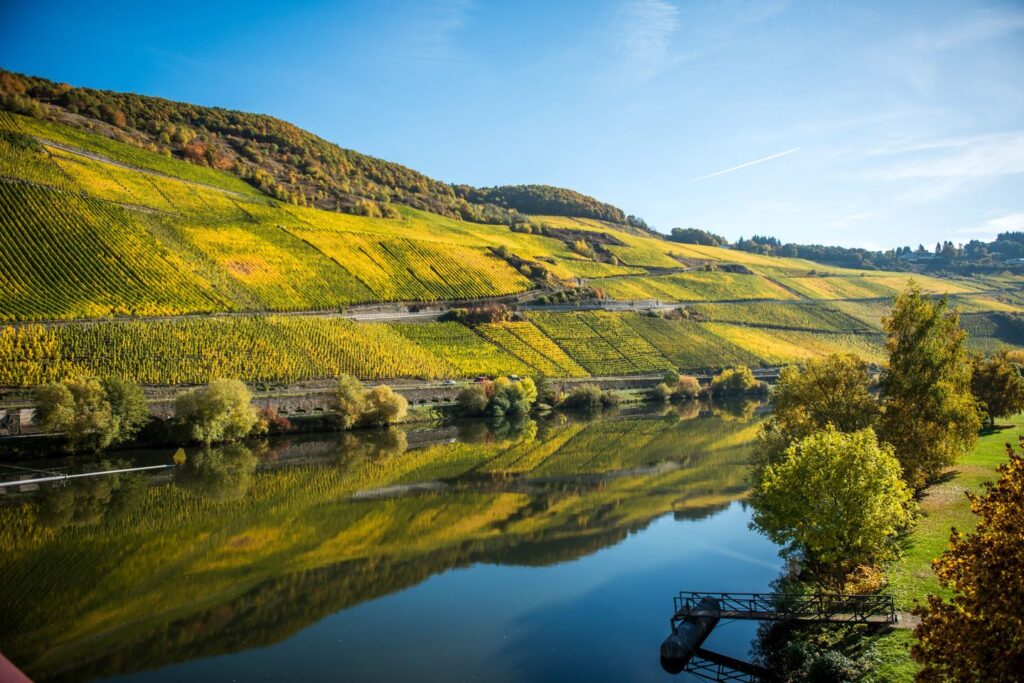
[689,147,801,182]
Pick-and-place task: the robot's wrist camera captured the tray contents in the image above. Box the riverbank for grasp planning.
[867,414,1024,680]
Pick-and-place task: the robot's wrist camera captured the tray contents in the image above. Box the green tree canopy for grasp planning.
[709,366,765,397]
[456,384,490,416]
[879,285,980,489]
[757,354,879,469]
[970,352,1024,428]
[33,376,147,452]
[750,426,914,588]
[173,379,258,445]
[101,376,150,444]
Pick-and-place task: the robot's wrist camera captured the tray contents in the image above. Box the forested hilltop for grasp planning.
[0,69,629,226]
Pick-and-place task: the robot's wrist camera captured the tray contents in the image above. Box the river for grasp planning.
[0,401,783,682]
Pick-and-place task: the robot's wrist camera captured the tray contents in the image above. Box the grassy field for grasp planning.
[867,415,1023,681]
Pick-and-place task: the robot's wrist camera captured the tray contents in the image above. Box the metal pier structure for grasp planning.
[661,591,897,679]
[671,591,897,627]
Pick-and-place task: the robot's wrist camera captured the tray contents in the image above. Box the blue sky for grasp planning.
[2,0,1023,248]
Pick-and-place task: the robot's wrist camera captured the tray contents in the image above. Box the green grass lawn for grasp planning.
[867,414,1023,681]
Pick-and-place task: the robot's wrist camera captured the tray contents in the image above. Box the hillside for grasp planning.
[0,69,628,225]
[1,82,1024,387]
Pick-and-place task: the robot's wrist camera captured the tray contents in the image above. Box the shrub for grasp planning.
[459,377,538,417]
[361,385,408,426]
[457,384,490,416]
[332,375,409,428]
[256,407,292,434]
[335,374,367,429]
[650,382,672,403]
[534,376,563,408]
[562,384,603,412]
[709,366,765,397]
[672,375,702,400]
[443,304,512,325]
[173,379,258,445]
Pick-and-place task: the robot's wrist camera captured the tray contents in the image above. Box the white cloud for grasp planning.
[614,0,680,79]
[876,8,1024,95]
[394,0,474,66]
[725,0,793,24]
[954,211,1024,240]
[867,131,1024,181]
[913,7,1024,51]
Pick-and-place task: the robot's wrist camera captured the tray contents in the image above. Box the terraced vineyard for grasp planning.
[692,302,875,332]
[6,305,1024,386]
[285,228,530,302]
[621,315,762,369]
[0,182,222,321]
[174,221,373,309]
[0,131,74,189]
[704,323,888,366]
[597,271,798,302]
[388,322,531,377]
[528,311,672,375]
[0,317,457,385]
[477,322,589,377]
[2,105,1024,388]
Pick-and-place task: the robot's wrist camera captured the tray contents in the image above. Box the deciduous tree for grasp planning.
[912,439,1024,681]
[878,285,980,489]
[101,376,150,444]
[34,376,119,452]
[970,352,1024,428]
[750,426,914,588]
[174,379,258,445]
[757,354,878,469]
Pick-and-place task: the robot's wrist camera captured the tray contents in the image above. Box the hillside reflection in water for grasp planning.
[0,400,782,682]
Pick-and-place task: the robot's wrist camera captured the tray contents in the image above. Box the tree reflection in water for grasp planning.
[0,402,766,682]
[174,444,259,502]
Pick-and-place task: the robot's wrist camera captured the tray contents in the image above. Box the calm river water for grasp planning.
[0,402,782,682]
